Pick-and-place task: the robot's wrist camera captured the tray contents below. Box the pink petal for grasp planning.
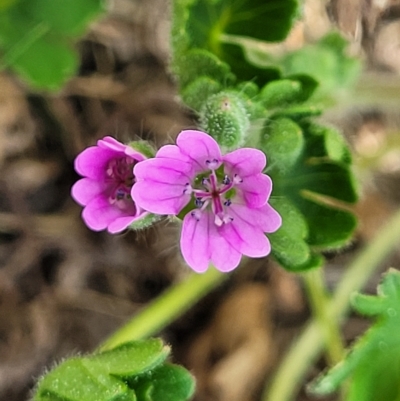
[107,214,145,234]
[176,130,222,173]
[220,211,271,257]
[210,227,242,272]
[257,203,282,232]
[238,174,272,208]
[229,203,282,233]
[134,158,193,183]
[99,136,146,162]
[82,196,128,231]
[132,158,192,214]
[181,211,242,272]
[98,136,127,153]
[132,181,190,215]
[71,178,105,206]
[156,144,186,160]
[181,211,211,273]
[74,147,116,179]
[223,148,266,177]
[132,158,193,214]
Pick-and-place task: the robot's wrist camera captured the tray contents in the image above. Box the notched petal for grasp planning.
[177,130,222,172]
[74,146,115,179]
[239,174,273,208]
[223,148,266,177]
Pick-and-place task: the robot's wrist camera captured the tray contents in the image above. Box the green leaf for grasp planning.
[173,48,234,88]
[171,0,298,86]
[266,117,358,266]
[27,0,103,36]
[186,0,299,53]
[281,32,361,98]
[269,197,314,271]
[284,160,358,204]
[133,364,195,401]
[0,0,17,11]
[88,339,170,378]
[34,339,196,401]
[300,120,352,164]
[310,269,400,401]
[9,33,78,91]
[220,42,281,85]
[181,76,222,111]
[0,0,104,89]
[294,195,357,249]
[35,358,136,401]
[260,79,302,108]
[261,117,304,172]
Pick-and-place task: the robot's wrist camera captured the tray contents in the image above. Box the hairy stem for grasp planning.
[264,207,400,401]
[99,266,226,351]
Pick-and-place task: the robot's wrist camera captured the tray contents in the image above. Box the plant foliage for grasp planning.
[310,269,400,401]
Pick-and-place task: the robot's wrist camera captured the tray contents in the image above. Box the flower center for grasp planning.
[186,163,242,226]
[106,156,137,210]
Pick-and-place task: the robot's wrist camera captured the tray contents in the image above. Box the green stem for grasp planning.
[303,268,345,365]
[264,207,400,401]
[99,266,226,351]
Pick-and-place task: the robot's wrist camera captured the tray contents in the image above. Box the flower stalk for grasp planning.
[99,266,227,352]
[303,268,345,365]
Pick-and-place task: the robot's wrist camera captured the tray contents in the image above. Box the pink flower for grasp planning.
[132,130,282,273]
[71,136,148,233]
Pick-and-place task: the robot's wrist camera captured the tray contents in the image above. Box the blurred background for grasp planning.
[1,0,400,400]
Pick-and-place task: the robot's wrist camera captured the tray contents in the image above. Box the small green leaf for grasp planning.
[294,196,357,249]
[174,48,234,89]
[129,214,162,231]
[181,76,222,111]
[301,120,352,164]
[261,117,304,172]
[285,73,319,102]
[133,364,195,401]
[260,79,302,108]
[89,339,170,378]
[269,197,310,267]
[33,339,195,401]
[310,270,400,401]
[35,358,136,401]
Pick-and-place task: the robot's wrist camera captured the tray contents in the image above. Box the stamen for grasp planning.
[191,210,201,221]
[205,158,220,170]
[195,198,204,208]
[116,188,125,199]
[233,174,243,184]
[222,175,231,185]
[183,183,192,195]
[224,199,231,206]
[214,215,224,227]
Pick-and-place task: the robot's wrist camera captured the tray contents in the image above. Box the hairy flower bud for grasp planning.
[200,91,250,151]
